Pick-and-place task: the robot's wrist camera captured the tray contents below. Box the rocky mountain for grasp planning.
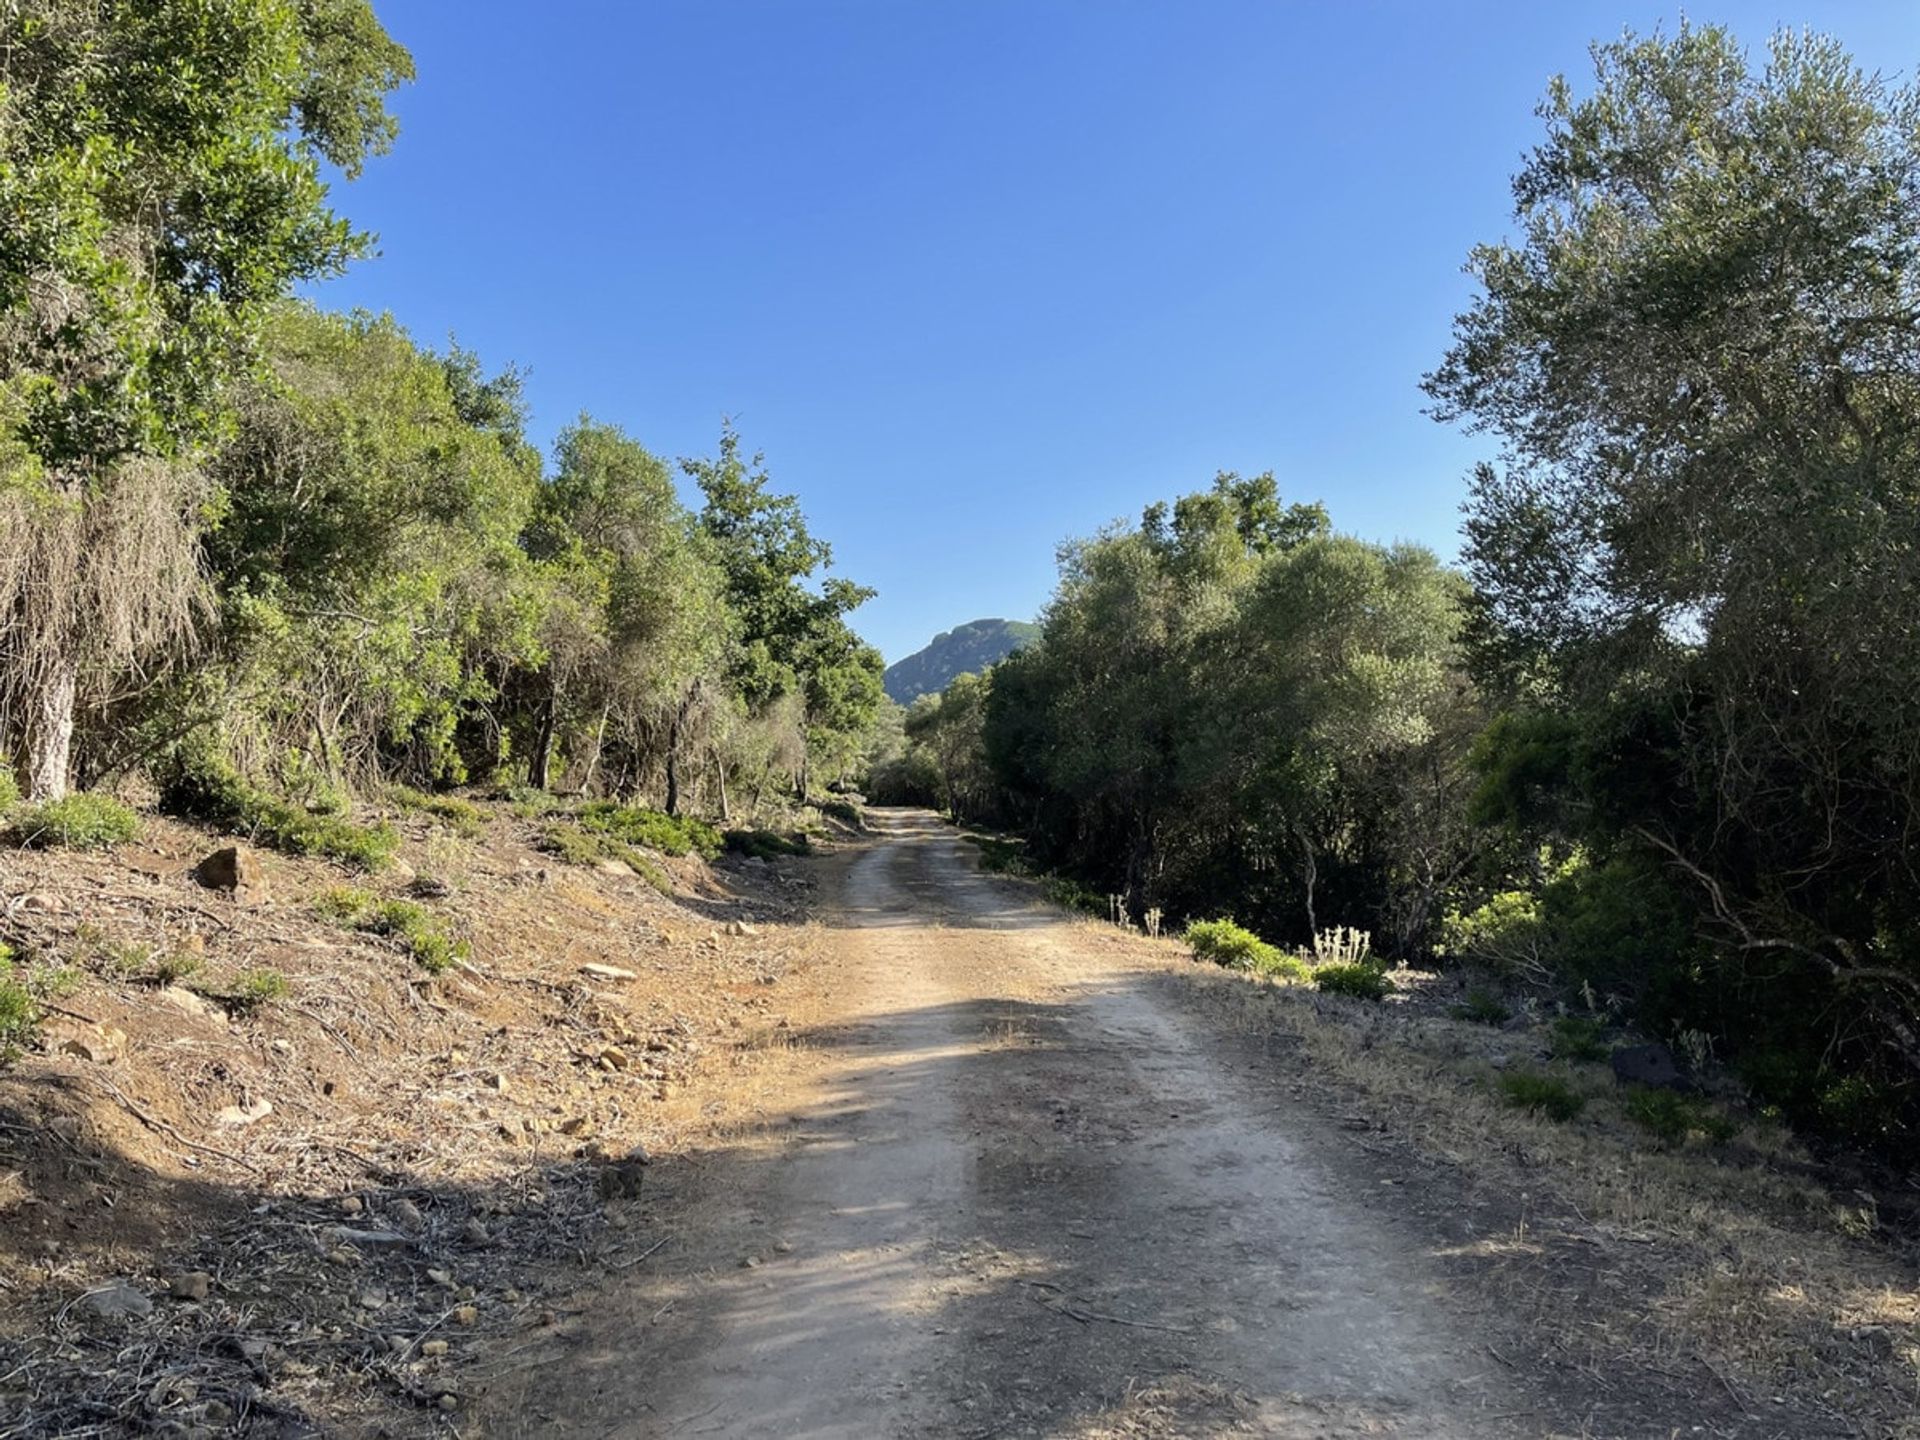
[883,618,1039,704]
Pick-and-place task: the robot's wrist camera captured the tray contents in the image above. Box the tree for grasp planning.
[1425,24,1920,1110]
[0,0,411,797]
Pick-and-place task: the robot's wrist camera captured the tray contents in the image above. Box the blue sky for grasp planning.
[310,2,1920,665]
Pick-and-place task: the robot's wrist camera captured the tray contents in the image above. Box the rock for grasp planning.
[168,1271,212,1301]
[579,964,637,982]
[726,919,757,937]
[83,1280,152,1318]
[355,1289,387,1311]
[558,1115,593,1137]
[194,845,267,900]
[461,1218,490,1245]
[597,1046,630,1071]
[339,1195,363,1216]
[409,876,454,899]
[388,1198,424,1231]
[593,1158,646,1201]
[483,1072,510,1094]
[329,1226,412,1250]
[452,1304,478,1326]
[437,1392,460,1412]
[1488,1053,1510,1071]
[422,1339,450,1358]
[325,1247,357,1267]
[427,1267,453,1287]
[386,857,417,885]
[155,987,225,1026]
[213,1098,272,1127]
[1610,1042,1695,1093]
[739,1255,761,1269]
[773,1239,794,1254]
[52,1023,127,1064]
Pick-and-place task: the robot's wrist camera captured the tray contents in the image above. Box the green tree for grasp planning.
[1426,24,1920,1106]
[0,0,411,798]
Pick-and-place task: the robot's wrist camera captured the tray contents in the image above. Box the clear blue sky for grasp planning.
[310,2,1920,665]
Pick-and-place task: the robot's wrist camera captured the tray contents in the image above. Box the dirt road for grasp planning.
[496,812,1533,1437]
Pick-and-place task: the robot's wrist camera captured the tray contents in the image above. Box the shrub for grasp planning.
[0,945,38,1061]
[1251,950,1311,983]
[724,827,810,860]
[1186,919,1286,973]
[1549,1015,1610,1062]
[1451,988,1511,1026]
[1043,876,1104,914]
[224,967,291,1012]
[502,785,570,820]
[313,886,375,923]
[368,899,469,974]
[160,748,397,870]
[964,834,1026,874]
[581,802,722,858]
[387,785,485,837]
[0,768,17,816]
[1498,1071,1587,1122]
[1314,962,1393,1002]
[8,793,140,849]
[149,949,203,985]
[815,798,862,827]
[1624,1087,1737,1146]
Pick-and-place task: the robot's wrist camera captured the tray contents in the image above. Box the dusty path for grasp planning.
[496,812,1530,1437]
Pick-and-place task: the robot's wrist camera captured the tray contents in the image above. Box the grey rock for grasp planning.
[84,1280,152,1318]
[1610,1042,1694,1093]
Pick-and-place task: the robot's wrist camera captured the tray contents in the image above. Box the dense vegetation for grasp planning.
[882,618,1039,704]
[887,26,1920,1158]
[0,3,884,831]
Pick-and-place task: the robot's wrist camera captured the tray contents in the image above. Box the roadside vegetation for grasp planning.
[874,24,1920,1171]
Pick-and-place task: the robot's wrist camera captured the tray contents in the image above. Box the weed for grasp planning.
[224,968,290,1012]
[582,802,722,858]
[724,828,810,860]
[1252,950,1311,983]
[1498,1070,1587,1122]
[94,939,154,979]
[1186,918,1286,973]
[368,899,469,974]
[387,785,486,837]
[8,793,140,849]
[1312,926,1375,966]
[1550,1015,1610,1062]
[0,768,17,816]
[313,886,375,923]
[1625,1087,1738,1146]
[0,945,36,1061]
[1451,987,1511,1026]
[1314,962,1393,1002]
[160,753,396,869]
[148,949,203,985]
[503,785,570,819]
[1043,876,1105,914]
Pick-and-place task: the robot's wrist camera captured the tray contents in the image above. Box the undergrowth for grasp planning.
[7,793,140,850]
[1497,1070,1587,1122]
[725,828,811,860]
[313,888,469,972]
[161,754,395,870]
[1313,961,1393,1002]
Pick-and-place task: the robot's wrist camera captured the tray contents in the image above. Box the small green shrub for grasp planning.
[313,886,375,923]
[0,945,38,1061]
[1549,1015,1610,1062]
[1186,919,1287,973]
[0,768,18,816]
[226,967,291,1011]
[94,939,153,979]
[368,899,469,974]
[387,785,485,837]
[1251,950,1311,983]
[1313,962,1393,1002]
[148,949,203,985]
[160,750,395,870]
[502,785,571,819]
[9,793,140,849]
[815,798,862,827]
[582,802,722,858]
[724,827,811,860]
[1498,1070,1587,1122]
[1450,988,1511,1026]
[1624,1087,1737,1146]
[1042,876,1104,914]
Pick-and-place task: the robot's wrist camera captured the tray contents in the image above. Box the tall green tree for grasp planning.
[1425,24,1920,1106]
[0,0,411,797]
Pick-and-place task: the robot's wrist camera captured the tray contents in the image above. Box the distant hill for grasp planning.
[884,618,1040,704]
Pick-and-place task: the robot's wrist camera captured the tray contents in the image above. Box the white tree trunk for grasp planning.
[25,658,77,801]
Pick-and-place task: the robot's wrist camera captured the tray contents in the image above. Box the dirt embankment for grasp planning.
[0,797,842,1435]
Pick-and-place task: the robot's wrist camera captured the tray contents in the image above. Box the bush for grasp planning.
[814,797,863,828]
[367,899,469,974]
[1314,962,1393,1002]
[1451,988,1511,1026]
[161,750,396,870]
[1185,919,1299,977]
[502,785,571,820]
[964,834,1026,874]
[221,967,291,1013]
[0,768,17,816]
[149,949,203,985]
[0,945,38,1061]
[1549,1015,1610,1062]
[1498,1071,1587,1122]
[1624,1087,1737,1146]
[581,802,721,858]
[313,886,375,923]
[724,827,810,860]
[8,793,141,849]
[387,785,485,837]
[1043,876,1104,914]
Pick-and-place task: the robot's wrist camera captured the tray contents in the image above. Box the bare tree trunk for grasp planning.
[579,706,609,795]
[25,656,78,801]
[712,745,730,823]
[528,682,557,791]
[1300,832,1319,939]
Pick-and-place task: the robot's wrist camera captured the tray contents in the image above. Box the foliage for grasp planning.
[220,967,291,1013]
[724,828,812,860]
[386,787,485,837]
[1185,919,1284,973]
[160,750,396,870]
[578,801,721,859]
[1451,989,1510,1026]
[0,946,38,1061]
[1498,1071,1587,1123]
[365,899,467,974]
[1549,1016,1610,1063]
[1313,962,1394,1002]
[8,793,140,849]
[1624,1088,1737,1147]
[0,769,17,816]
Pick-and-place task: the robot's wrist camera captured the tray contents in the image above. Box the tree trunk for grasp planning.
[528,681,557,791]
[25,657,78,801]
[712,745,731,823]
[664,687,697,817]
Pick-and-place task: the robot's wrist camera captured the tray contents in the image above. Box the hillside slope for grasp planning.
[883,618,1039,703]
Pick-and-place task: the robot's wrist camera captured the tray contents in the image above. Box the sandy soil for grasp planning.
[492,812,1538,1438]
